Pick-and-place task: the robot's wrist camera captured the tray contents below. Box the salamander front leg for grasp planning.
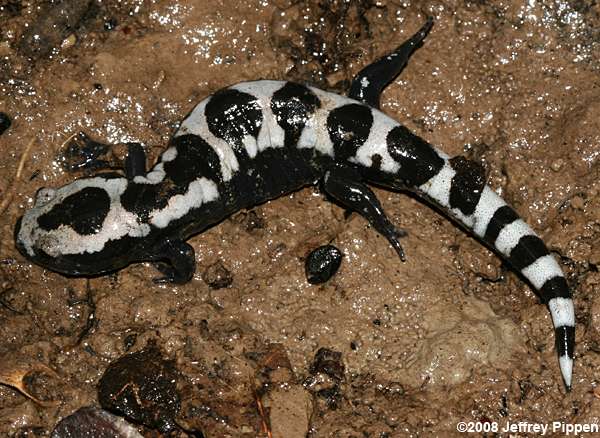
[323,165,408,261]
[59,132,111,172]
[124,143,147,179]
[151,239,196,284]
[59,132,148,179]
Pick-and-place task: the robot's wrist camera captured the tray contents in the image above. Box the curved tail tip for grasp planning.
[559,355,573,391]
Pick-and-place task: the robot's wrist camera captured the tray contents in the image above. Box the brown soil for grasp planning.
[1,0,600,436]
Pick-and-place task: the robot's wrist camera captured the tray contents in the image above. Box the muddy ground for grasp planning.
[1,0,600,436]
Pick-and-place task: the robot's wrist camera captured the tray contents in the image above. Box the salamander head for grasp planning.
[14,174,150,276]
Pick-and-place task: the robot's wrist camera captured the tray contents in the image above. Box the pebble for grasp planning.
[305,245,343,284]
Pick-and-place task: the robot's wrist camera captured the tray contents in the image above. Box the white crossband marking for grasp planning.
[548,297,575,328]
[494,219,534,256]
[521,255,564,290]
[175,99,239,181]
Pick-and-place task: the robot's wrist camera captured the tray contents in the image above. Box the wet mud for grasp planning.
[1,0,600,436]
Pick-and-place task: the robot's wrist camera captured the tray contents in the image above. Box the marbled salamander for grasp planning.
[14,19,575,389]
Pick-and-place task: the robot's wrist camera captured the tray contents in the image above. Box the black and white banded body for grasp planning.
[14,19,574,389]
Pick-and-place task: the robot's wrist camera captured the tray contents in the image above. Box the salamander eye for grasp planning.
[35,187,56,206]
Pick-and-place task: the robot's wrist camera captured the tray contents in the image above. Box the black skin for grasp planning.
[14,19,434,283]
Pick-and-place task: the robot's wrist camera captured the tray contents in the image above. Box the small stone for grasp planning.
[265,385,312,438]
[570,196,585,210]
[550,158,564,172]
[152,70,166,89]
[304,347,345,406]
[310,347,344,381]
[61,34,77,49]
[104,17,118,31]
[51,407,143,438]
[97,342,180,433]
[589,249,600,266]
[305,245,343,284]
[235,210,265,231]
[201,260,233,289]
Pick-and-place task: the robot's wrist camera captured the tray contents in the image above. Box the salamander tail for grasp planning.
[415,153,575,390]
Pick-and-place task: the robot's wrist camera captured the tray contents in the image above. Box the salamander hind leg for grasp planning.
[348,17,433,108]
[150,239,196,284]
[323,164,407,261]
